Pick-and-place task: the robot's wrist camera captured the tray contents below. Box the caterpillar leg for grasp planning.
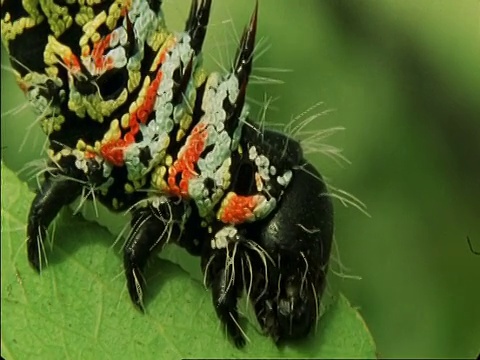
[27,161,84,272]
[202,228,247,348]
[123,197,190,310]
[249,262,321,343]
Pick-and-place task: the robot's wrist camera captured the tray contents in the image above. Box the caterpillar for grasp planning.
[1,0,334,347]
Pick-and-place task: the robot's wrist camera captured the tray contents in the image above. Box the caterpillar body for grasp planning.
[1,0,334,347]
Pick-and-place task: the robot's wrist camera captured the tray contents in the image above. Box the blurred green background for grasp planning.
[1,0,479,358]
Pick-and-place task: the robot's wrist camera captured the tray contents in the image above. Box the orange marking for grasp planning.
[63,54,81,73]
[82,46,90,58]
[100,139,129,166]
[219,194,259,224]
[104,56,114,70]
[120,1,132,16]
[84,151,96,159]
[166,123,208,197]
[17,79,29,94]
[90,34,112,71]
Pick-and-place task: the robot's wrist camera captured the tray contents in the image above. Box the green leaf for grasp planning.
[1,162,376,359]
